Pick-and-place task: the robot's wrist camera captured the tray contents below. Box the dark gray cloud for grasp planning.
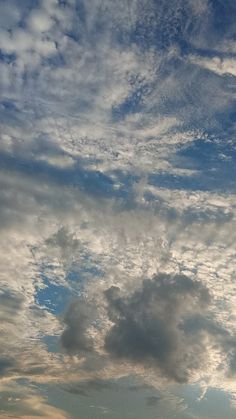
[61,299,95,355]
[59,272,236,384]
[104,273,214,383]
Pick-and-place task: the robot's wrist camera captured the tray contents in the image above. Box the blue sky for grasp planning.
[0,0,236,418]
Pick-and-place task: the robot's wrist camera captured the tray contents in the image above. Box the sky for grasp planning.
[0,0,236,418]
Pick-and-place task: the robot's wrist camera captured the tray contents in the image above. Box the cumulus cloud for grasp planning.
[61,299,96,355]
[104,273,227,383]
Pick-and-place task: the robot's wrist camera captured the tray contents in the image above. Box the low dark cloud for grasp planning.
[104,273,213,383]
[61,299,95,355]
[60,274,236,383]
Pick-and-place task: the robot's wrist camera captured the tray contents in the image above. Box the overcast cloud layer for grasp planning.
[0,0,236,418]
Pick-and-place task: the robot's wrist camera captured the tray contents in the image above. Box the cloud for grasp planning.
[0,289,25,321]
[0,0,236,416]
[104,273,218,383]
[189,55,236,77]
[61,299,96,355]
[28,9,54,33]
[0,395,70,419]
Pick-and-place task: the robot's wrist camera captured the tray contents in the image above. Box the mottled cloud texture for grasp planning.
[0,0,236,418]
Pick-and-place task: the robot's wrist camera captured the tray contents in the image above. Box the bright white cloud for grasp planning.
[189,55,236,77]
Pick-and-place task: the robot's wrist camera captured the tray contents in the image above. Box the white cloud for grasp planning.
[0,27,57,66]
[189,55,236,77]
[28,9,54,33]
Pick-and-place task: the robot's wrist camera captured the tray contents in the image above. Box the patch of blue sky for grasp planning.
[224,109,236,131]
[0,132,142,202]
[147,135,236,192]
[0,150,128,198]
[115,3,190,53]
[148,171,236,194]
[176,138,236,171]
[36,253,104,316]
[0,49,16,63]
[107,169,140,206]
[210,0,236,36]
[111,82,151,122]
[127,0,235,54]
[142,191,233,225]
[186,44,236,59]
[63,29,80,43]
[0,99,19,113]
[36,276,73,315]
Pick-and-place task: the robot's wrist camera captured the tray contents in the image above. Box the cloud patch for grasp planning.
[61,299,96,355]
[104,273,215,383]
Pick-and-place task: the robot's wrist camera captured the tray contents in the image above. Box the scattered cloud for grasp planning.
[104,274,214,383]
[0,0,236,417]
[61,299,96,355]
[189,55,236,77]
